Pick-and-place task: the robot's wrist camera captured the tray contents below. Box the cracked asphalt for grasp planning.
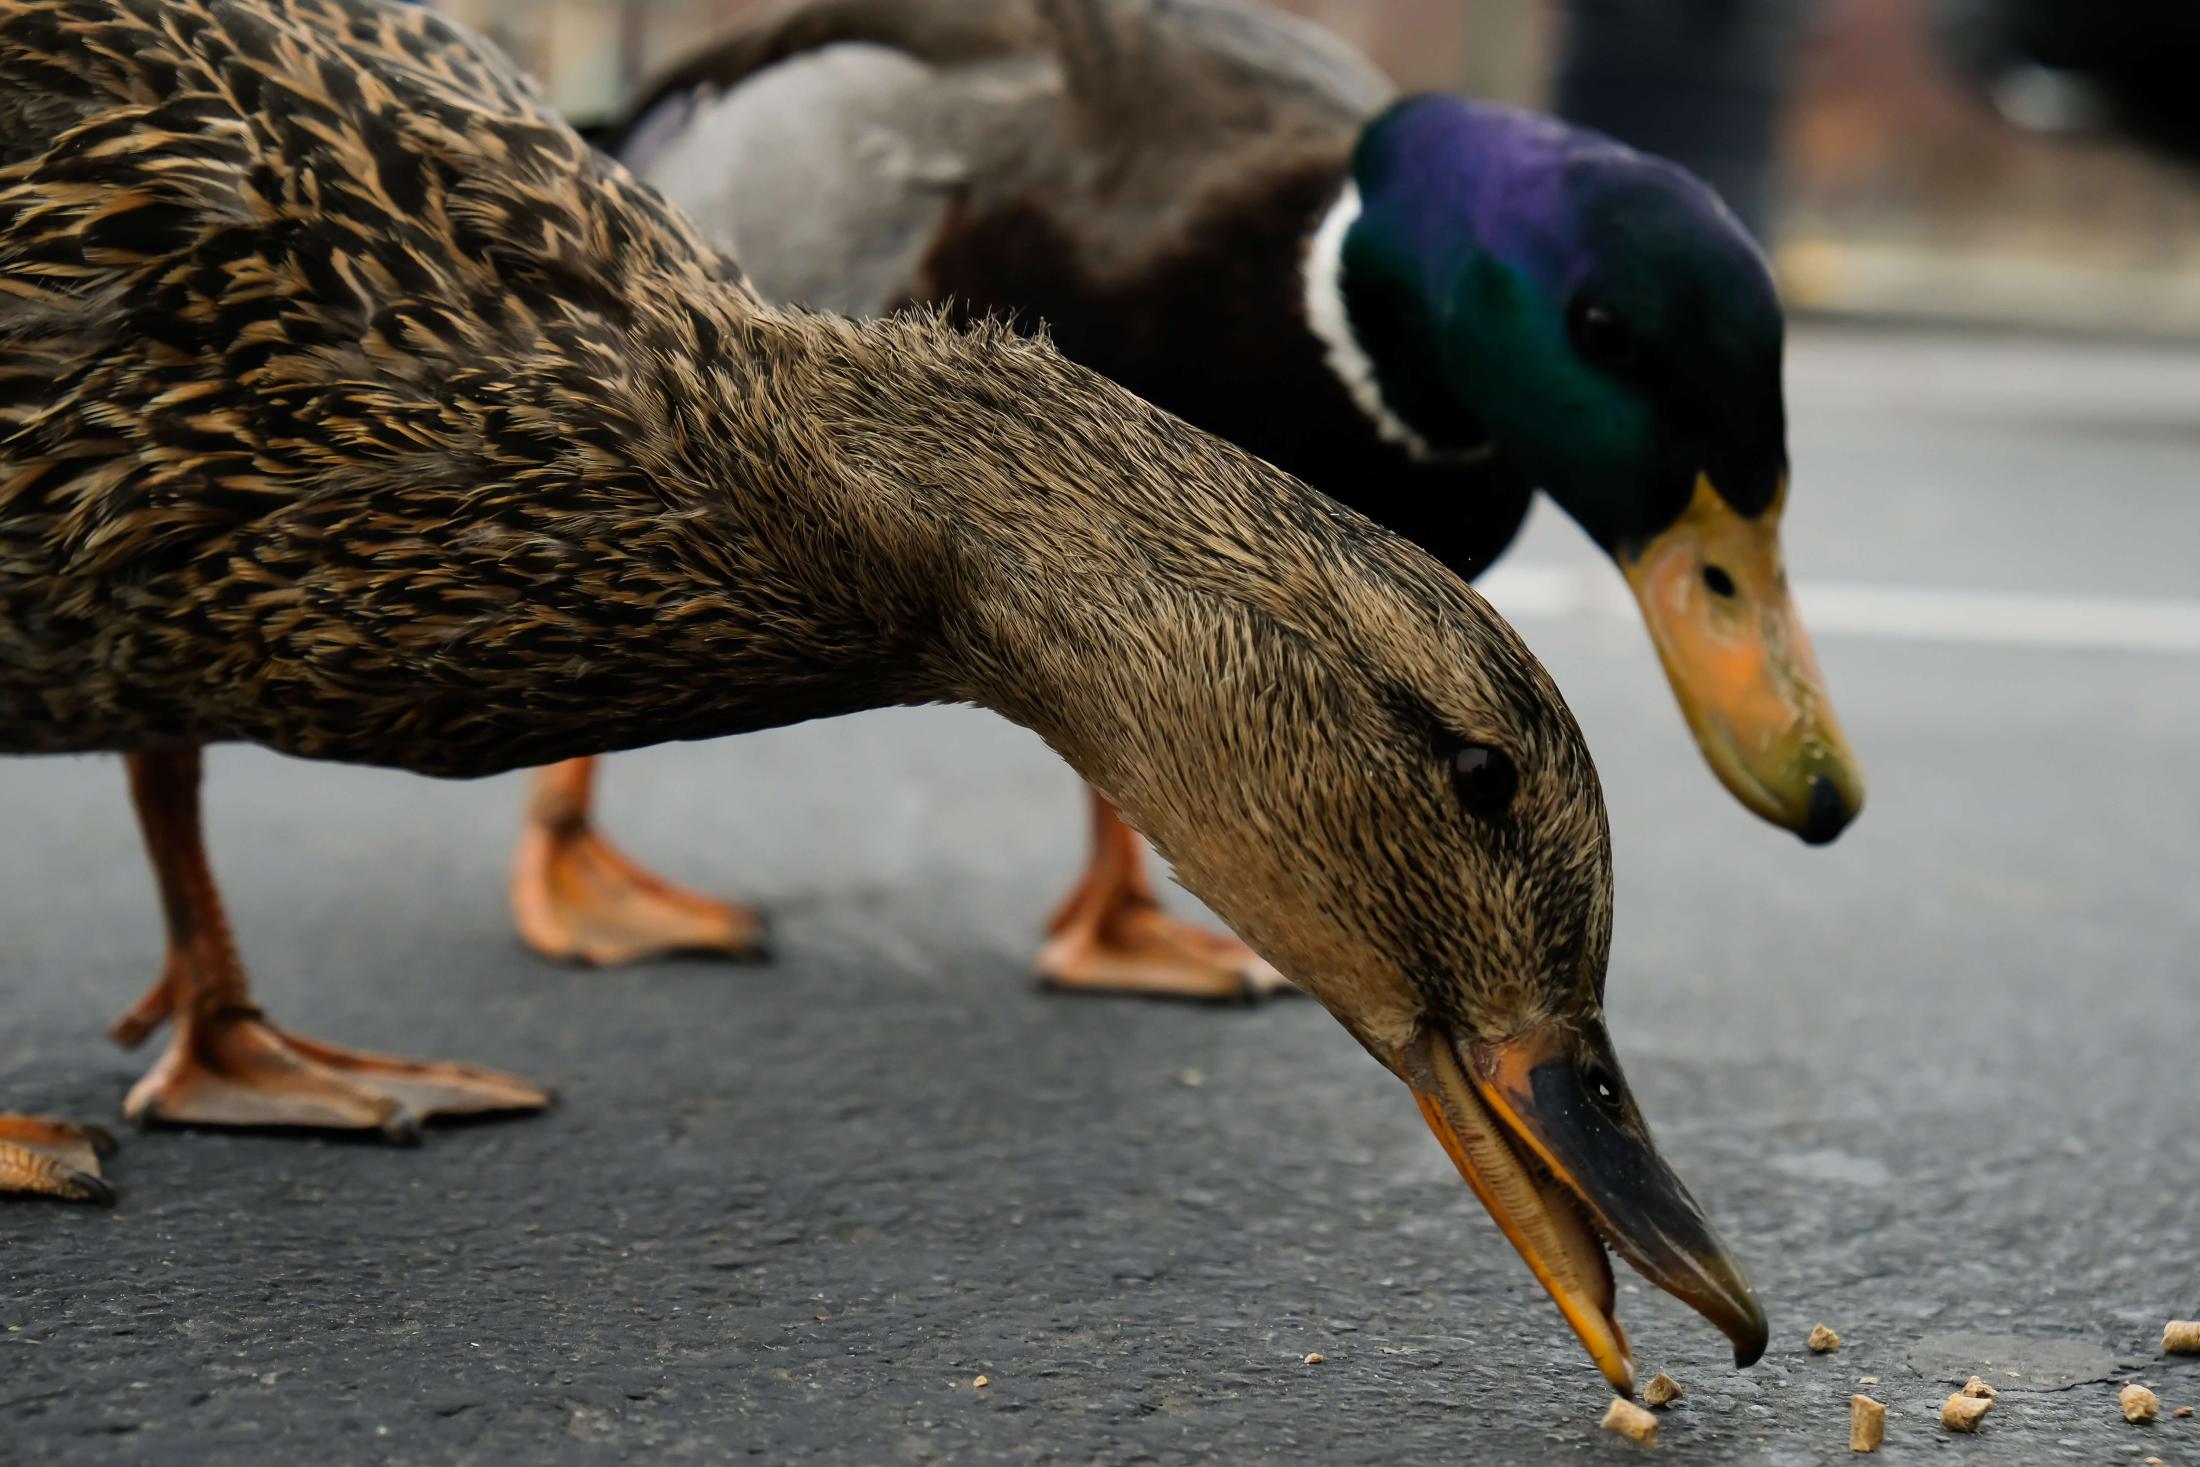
[4,325,2198,1464]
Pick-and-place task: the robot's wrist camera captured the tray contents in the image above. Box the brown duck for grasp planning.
[525,0,1866,998]
[0,0,1764,1391]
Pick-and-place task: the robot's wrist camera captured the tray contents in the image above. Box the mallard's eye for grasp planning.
[1584,1064,1625,1115]
[1702,565,1736,598]
[1450,743,1518,813]
[1567,299,1638,374]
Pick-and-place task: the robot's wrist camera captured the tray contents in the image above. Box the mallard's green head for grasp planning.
[1307,95,1863,843]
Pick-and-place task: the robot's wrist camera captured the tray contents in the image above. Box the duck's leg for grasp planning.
[510,758,767,967]
[110,748,549,1137]
[0,1116,116,1203]
[1036,789,1297,1002]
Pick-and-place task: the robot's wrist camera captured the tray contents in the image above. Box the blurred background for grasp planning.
[438,0,2200,337]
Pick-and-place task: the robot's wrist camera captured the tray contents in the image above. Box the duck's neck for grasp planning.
[1300,181,1495,470]
[250,299,1340,793]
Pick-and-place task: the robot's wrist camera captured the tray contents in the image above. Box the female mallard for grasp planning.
[518,0,1868,998]
[0,0,1763,1394]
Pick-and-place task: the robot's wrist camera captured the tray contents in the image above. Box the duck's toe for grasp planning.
[1038,901,1300,1004]
[126,1009,550,1141]
[0,1116,118,1204]
[513,812,767,968]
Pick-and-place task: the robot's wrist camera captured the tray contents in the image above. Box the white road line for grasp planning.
[1476,564,2200,655]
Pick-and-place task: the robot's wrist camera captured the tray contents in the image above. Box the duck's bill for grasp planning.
[1618,474,1864,844]
[1397,1021,1767,1395]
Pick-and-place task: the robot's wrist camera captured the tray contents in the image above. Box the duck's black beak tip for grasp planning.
[1797,773,1853,846]
[1730,1305,1770,1368]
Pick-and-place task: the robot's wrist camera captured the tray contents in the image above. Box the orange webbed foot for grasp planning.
[125,1007,550,1140]
[1038,895,1298,1003]
[0,1116,118,1203]
[1038,790,1300,1004]
[513,760,767,967]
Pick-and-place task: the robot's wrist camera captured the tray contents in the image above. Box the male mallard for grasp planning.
[0,0,1762,1394]
[515,0,1867,999]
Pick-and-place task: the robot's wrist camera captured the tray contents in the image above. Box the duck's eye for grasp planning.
[1702,564,1736,598]
[1450,743,1518,813]
[1568,300,1639,374]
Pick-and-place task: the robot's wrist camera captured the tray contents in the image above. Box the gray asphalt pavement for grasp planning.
[4,325,2198,1464]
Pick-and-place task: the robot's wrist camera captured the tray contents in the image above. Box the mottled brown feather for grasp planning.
[0,0,1609,1046]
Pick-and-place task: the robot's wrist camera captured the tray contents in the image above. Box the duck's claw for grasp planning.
[0,1116,118,1204]
[126,1008,550,1140]
[513,759,768,967]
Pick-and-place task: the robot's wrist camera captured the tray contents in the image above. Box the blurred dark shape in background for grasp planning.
[1550,0,1821,243]
[1931,0,2200,164]
[1778,0,2200,335]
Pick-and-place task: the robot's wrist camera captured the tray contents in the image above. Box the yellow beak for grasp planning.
[1620,475,1864,843]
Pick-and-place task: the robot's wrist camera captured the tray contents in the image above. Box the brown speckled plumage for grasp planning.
[0,0,1609,1060]
[0,3,1778,1384]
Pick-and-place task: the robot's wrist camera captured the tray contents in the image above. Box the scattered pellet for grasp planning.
[1175,1068,1205,1089]
[1601,1396,1659,1447]
[2164,1321,2200,1355]
[973,1375,989,1389]
[1850,1394,1886,1453]
[2121,1383,2160,1422]
[1858,1376,1879,1386]
[1961,1375,1998,1399]
[1302,1352,1324,1365]
[1643,1373,1683,1408]
[1941,1392,1992,1432]
[2174,1406,2193,1418]
[1808,1323,1841,1353]
[2144,1456,2164,1466]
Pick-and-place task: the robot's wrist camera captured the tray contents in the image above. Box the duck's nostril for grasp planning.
[1798,774,1851,846]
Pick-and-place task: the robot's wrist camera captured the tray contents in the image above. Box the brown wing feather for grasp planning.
[613,0,1389,157]
[608,0,1047,154]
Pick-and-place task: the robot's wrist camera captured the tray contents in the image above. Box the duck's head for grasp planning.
[1309,94,1863,843]
[1068,514,1769,1394]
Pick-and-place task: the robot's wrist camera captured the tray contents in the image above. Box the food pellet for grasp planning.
[1941,1392,1992,1432]
[1808,1323,1841,1353]
[1600,1396,1659,1447]
[2121,1383,2160,1422]
[973,1375,989,1389]
[1858,1376,1879,1385]
[2164,1321,2200,1355]
[1850,1394,1885,1453]
[2175,1406,2193,1418]
[1302,1352,1324,1365]
[1643,1373,1683,1408]
[1961,1375,1997,1399]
